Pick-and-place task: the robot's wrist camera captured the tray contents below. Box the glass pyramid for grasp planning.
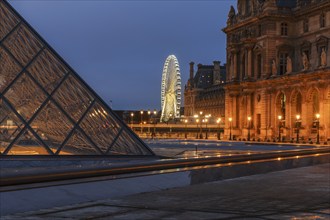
[0,1,154,156]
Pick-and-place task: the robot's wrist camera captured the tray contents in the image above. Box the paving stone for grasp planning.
[3,164,329,219]
[40,205,134,219]
[96,209,177,220]
[162,211,239,220]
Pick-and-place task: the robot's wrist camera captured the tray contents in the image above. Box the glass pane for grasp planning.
[59,129,100,155]
[3,24,43,66]
[0,99,25,153]
[0,2,20,41]
[52,75,94,122]
[109,129,152,155]
[4,72,47,121]
[27,49,68,94]
[30,101,74,153]
[0,46,22,93]
[79,102,121,153]
[6,129,51,155]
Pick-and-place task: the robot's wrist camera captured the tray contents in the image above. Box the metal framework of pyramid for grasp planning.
[0,1,154,156]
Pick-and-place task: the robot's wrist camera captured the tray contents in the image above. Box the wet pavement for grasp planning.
[3,163,330,219]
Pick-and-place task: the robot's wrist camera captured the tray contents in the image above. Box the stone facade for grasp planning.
[184,62,226,119]
[223,0,330,142]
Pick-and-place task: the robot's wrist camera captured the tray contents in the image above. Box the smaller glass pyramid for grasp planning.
[0,1,154,156]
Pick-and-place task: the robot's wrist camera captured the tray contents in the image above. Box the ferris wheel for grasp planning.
[160,55,182,122]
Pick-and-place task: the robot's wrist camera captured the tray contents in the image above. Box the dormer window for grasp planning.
[320,13,326,28]
[281,23,288,36]
[303,19,309,33]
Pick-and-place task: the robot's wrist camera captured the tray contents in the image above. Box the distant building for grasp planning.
[222,0,330,141]
[184,61,226,119]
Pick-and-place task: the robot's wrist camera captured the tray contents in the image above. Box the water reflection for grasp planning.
[145,139,317,158]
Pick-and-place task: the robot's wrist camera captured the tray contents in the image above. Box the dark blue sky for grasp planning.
[9,0,235,110]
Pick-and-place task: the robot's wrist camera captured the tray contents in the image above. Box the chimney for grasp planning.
[189,62,194,80]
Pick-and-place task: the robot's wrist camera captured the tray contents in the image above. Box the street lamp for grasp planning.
[130,112,134,128]
[217,118,221,140]
[184,119,188,139]
[296,114,300,143]
[247,116,251,141]
[278,115,282,142]
[200,119,203,139]
[229,117,232,140]
[147,110,151,133]
[199,112,204,139]
[140,110,143,133]
[152,110,157,138]
[316,113,320,144]
[196,119,199,139]
[205,118,208,139]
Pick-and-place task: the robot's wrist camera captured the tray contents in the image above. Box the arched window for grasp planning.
[312,92,319,115]
[257,54,262,79]
[279,53,288,75]
[296,93,302,115]
[276,93,286,126]
[281,23,288,36]
[280,93,286,121]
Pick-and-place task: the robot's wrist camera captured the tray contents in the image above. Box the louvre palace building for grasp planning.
[184,61,226,121]
[222,0,330,142]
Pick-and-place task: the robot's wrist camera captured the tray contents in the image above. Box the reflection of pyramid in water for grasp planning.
[0,1,154,156]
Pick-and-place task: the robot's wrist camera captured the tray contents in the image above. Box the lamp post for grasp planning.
[217,118,221,140]
[152,110,157,138]
[316,113,320,144]
[196,119,199,139]
[229,117,232,140]
[205,118,209,139]
[205,114,211,139]
[247,116,251,141]
[278,115,282,142]
[140,110,143,133]
[147,110,151,133]
[296,114,300,143]
[130,113,134,129]
[184,119,188,139]
[199,111,203,139]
